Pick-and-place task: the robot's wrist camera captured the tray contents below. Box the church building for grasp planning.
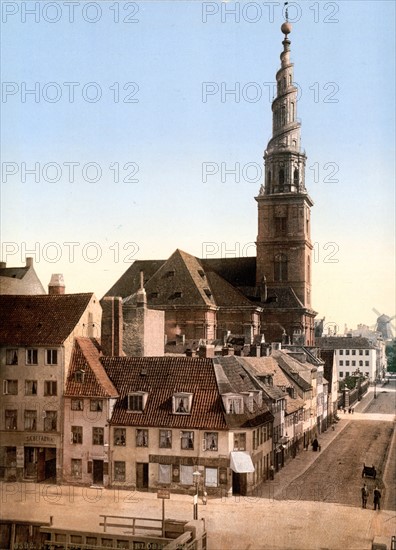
[105,21,316,347]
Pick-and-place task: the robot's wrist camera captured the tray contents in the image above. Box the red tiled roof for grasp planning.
[101,356,228,430]
[0,293,95,346]
[65,337,119,398]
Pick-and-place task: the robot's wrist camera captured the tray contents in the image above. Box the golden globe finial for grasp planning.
[281,22,292,36]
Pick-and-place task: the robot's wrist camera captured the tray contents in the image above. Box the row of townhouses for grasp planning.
[0,287,338,496]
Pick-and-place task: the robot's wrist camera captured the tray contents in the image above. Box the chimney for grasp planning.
[222,346,235,356]
[0,261,6,269]
[48,274,65,295]
[26,257,33,268]
[101,297,123,356]
[271,342,281,354]
[198,344,215,358]
[136,270,147,309]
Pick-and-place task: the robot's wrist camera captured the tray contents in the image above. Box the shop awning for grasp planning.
[230,452,255,473]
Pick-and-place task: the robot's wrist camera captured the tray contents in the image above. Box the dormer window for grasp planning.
[174,292,183,298]
[150,292,159,299]
[173,393,193,414]
[203,288,212,298]
[223,395,243,414]
[128,392,148,412]
[166,270,175,278]
[74,370,85,383]
[198,269,205,278]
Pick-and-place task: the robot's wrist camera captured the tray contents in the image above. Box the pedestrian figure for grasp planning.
[348,407,352,414]
[269,464,275,480]
[352,408,354,414]
[373,486,381,510]
[344,408,346,414]
[312,438,319,452]
[361,483,369,508]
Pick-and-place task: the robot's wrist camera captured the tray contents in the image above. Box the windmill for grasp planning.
[372,308,395,340]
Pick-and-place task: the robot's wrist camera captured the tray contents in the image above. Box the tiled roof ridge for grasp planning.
[65,337,118,398]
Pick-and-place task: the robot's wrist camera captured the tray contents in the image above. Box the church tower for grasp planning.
[256,20,316,344]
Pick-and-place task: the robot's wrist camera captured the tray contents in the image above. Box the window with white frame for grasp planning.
[90,399,103,412]
[180,431,194,450]
[136,429,148,447]
[6,349,18,365]
[339,360,343,366]
[233,433,246,451]
[180,465,193,485]
[24,410,37,431]
[3,380,18,395]
[92,427,104,445]
[71,398,83,411]
[127,393,148,412]
[205,467,218,487]
[26,349,38,365]
[25,380,37,396]
[114,428,126,446]
[71,459,82,479]
[365,361,369,366]
[114,461,126,482]
[203,432,218,451]
[339,350,343,355]
[71,426,83,444]
[5,410,17,430]
[44,380,57,396]
[159,430,172,448]
[365,350,369,355]
[44,411,57,432]
[173,393,193,414]
[226,396,243,414]
[339,372,343,378]
[158,464,171,484]
[46,349,58,365]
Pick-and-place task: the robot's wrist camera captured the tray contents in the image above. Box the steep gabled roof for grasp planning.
[205,271,259,308]
[0,266,29,280]
[102,356,228,430]
[272,351,312,392]
[142,249,215,308]
[236,356,290,399]
[214,356,273,428]
[316,336,376,350]
[104,259,166,299]
[65,337,118,398]
[0,293,95,346]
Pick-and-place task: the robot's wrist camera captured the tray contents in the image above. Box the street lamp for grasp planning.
[192,470,202,520]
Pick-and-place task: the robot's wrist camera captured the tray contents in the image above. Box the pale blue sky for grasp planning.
[1,0,395,333]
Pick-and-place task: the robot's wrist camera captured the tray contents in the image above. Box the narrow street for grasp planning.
[274,379,396,510]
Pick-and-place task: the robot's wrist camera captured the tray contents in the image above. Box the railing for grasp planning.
[99,514,163,536]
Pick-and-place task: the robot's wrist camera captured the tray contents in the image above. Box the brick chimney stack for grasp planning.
[101,297,123,356]
[48,274,65,295]
[26,257,33,268]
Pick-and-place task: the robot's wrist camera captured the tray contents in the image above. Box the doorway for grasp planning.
[93,460,104,485]
[232,471,247,496]
[136,463,149,490]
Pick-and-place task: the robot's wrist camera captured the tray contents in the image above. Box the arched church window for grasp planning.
[293,168,299,186]
[268,171,272,187]
[307,256,310,283]
[274,253,288,282]
[279,169,285,186]
[281,105,286,125]
[289,74,292,85]
[291,102,295,121]
[283,76,286,90]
